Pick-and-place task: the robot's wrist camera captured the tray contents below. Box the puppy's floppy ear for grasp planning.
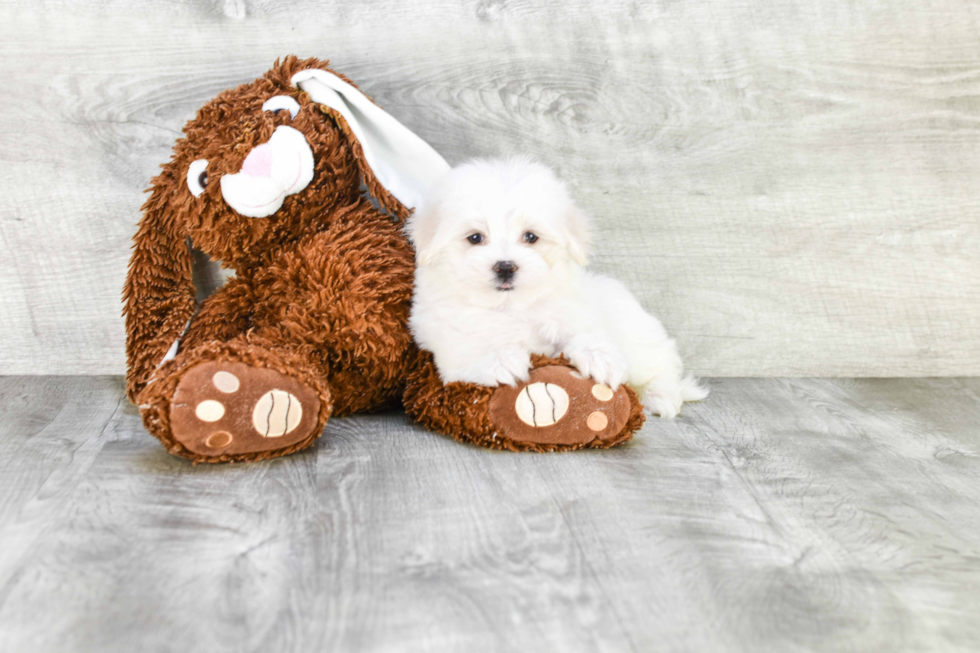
[405,200,444,266]
[292,69,450,220]
[122,173,196,401]
[564,204,593,266]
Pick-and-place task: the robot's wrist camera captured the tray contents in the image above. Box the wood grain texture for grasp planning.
[0,375,979,651]
[1,1,979,375]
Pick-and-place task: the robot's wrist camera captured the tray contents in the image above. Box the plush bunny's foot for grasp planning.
[404,351,644,452]
[489,366,635,447]
[169,360,322,459]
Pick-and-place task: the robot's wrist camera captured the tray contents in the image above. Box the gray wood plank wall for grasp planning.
[1,1,978,376]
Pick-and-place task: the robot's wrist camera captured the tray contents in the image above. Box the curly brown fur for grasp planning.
[242,208,416,416]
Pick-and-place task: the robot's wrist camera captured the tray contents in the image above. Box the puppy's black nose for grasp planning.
[493,260,518,279]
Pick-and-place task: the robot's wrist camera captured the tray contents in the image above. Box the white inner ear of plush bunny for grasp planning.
[219,123,315,218]
[291,69,450,210]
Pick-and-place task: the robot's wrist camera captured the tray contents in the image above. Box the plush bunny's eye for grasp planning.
[186,159,209,198]
[261,95,301,119]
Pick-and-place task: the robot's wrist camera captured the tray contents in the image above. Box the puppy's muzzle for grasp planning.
[493,260,518,290]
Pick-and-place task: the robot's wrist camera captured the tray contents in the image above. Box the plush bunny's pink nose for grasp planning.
[241,143,274,178]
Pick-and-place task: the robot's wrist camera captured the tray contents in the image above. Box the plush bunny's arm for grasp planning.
[122,190,196,402]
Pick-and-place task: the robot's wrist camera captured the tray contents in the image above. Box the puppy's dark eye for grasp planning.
[523,231,539,244]
[198,170,208,188]
[467,233,484,245]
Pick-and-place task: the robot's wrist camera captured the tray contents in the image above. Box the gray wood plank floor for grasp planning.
[1,376,978,652]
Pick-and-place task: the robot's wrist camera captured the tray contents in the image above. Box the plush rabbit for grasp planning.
[123,56,644,462]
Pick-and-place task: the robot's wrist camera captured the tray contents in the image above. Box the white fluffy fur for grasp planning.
[407,157,707,418]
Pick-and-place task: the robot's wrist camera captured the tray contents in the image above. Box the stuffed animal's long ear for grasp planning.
[122,183,196,402]
[292,69,450,219]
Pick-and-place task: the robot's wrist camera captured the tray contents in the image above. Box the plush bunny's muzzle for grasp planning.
[219,125,315,218]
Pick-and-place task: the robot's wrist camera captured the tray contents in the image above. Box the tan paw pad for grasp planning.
[252,389,303,437]
[514,382,569,427]
[195,400,225,422]
[212,371,240,393]
[591,384,614,401]
[587,411,608,431]
[206,431,233,449]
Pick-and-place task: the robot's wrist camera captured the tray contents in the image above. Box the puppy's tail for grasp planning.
[680,374,709,402]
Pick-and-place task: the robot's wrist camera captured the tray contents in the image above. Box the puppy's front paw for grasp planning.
[460,349,532,388]
[564,338,629,389]
[487,349,532,387]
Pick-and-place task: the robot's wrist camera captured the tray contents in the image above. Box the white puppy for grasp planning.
[407,157,706,418]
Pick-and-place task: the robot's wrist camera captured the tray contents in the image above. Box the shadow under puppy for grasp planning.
[408,157,707,418]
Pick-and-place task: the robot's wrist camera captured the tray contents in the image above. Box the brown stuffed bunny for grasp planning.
[123,56,644,463]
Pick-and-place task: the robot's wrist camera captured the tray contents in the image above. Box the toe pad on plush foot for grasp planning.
[170,361,320,458]
[489,365,633,447]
